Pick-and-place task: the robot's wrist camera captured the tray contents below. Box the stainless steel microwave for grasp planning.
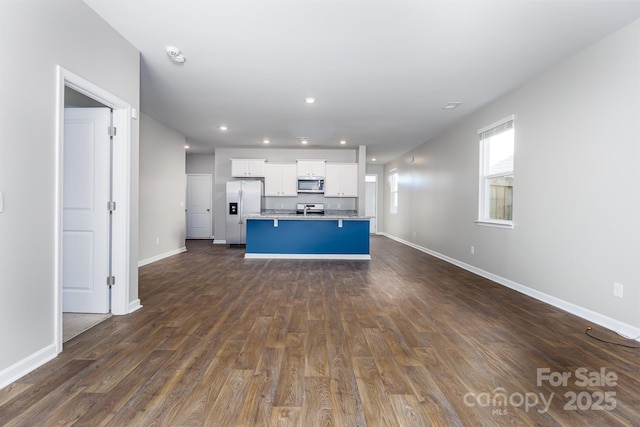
[297,178,324,193]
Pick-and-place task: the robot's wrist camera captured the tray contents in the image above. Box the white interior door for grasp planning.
[63,107,111,313]
[365,179,378,234]
[186,174,212,238]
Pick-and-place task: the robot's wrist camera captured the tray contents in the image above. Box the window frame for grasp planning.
[476,115,515,229]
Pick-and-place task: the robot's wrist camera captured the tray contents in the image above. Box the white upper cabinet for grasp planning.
[296,159,326,177]
[325,163,358,197]
[264,163,297,196]
[231,159,266,177]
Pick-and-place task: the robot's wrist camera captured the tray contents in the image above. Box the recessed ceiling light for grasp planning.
[339,140,347,145]
[371,158,377,162]
[263,139,270,144]
[300,139,309,145]
[184,144,190,149]
[442,102,462,110]
[304,97,316,104]
[219,125,228,131]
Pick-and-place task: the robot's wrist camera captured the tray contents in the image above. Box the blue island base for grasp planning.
[245,218,371,260]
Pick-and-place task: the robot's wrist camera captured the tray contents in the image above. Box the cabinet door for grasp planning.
[339,164,358,197]
[231,160,248,177]
[310,161,325,177]
[231,159,266,177]
[247,160,266,177]
[265,163,297,196]
[297,160,325,177]
[280,164,298,196]
[325,163,358,197]
[264,163,281,196]
[324,163,341,197]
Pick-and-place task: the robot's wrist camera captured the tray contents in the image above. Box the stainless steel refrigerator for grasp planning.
[226,180,263,244]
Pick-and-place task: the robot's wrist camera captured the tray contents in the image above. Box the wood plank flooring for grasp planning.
[1,236,639,426]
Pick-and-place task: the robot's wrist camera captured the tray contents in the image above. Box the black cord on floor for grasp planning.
[584,327,640,349]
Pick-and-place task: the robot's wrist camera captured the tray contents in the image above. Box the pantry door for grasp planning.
[186,174,212,238]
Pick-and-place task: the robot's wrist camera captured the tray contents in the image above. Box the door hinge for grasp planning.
[107,275,115,286]
[108,126,117,137]
[107,201,116,212]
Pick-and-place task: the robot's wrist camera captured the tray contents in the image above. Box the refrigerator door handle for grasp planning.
[238,190,244,224]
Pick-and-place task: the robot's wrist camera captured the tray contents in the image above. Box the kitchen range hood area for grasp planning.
[225,157,370,259]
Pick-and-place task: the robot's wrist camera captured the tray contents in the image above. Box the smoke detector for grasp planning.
[166,46,185,63]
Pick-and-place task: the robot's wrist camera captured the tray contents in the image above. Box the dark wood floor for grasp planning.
[1,236,638,426]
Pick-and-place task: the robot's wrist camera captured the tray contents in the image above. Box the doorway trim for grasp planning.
[365,174,379,234]
[55,66,133,353]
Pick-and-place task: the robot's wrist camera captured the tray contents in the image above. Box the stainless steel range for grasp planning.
[296,203,325,216]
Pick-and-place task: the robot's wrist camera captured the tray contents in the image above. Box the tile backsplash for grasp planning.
[263,193,356,211]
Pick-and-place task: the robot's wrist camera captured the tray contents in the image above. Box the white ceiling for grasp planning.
[83,0,639,164]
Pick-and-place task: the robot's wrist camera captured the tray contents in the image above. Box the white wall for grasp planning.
[214,148,357,241]
[0,0,140,383]
[186,153,215,175]
[139,115,187,263]
[384,20,640,332]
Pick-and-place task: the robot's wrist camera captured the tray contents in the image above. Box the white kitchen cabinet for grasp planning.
[325,163,358,197]
[231,159,266,177]
[264,163,297,196]
[296,159,326,177]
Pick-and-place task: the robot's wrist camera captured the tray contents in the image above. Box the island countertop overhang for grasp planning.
[245,214,371,220]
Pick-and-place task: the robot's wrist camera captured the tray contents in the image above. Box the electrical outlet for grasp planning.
[470,246,475,255]
[155,237,160,245]
[613,282,623,298]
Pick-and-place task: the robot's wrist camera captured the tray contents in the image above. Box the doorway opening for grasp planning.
[56,66,133,352]
[365,174,378,234]
[62,89,114,340]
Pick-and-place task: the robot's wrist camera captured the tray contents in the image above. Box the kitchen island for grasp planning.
[245,215,370,260]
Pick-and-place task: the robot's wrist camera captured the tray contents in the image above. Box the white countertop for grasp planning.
[245,214,370,220]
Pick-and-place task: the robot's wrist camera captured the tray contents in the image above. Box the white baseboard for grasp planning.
[0,343,57,390]
[1,300,142,390]
[213,239,227,245]
[381,233,640,341]
[128,299,142,314]
[138,247,187,267]
[245,253,371,260]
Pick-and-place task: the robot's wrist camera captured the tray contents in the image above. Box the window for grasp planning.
[390,171,398,214]
[478,116,514,228]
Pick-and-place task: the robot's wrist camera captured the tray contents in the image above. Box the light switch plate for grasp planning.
[613,282,623,298]
[0,191,3,213]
